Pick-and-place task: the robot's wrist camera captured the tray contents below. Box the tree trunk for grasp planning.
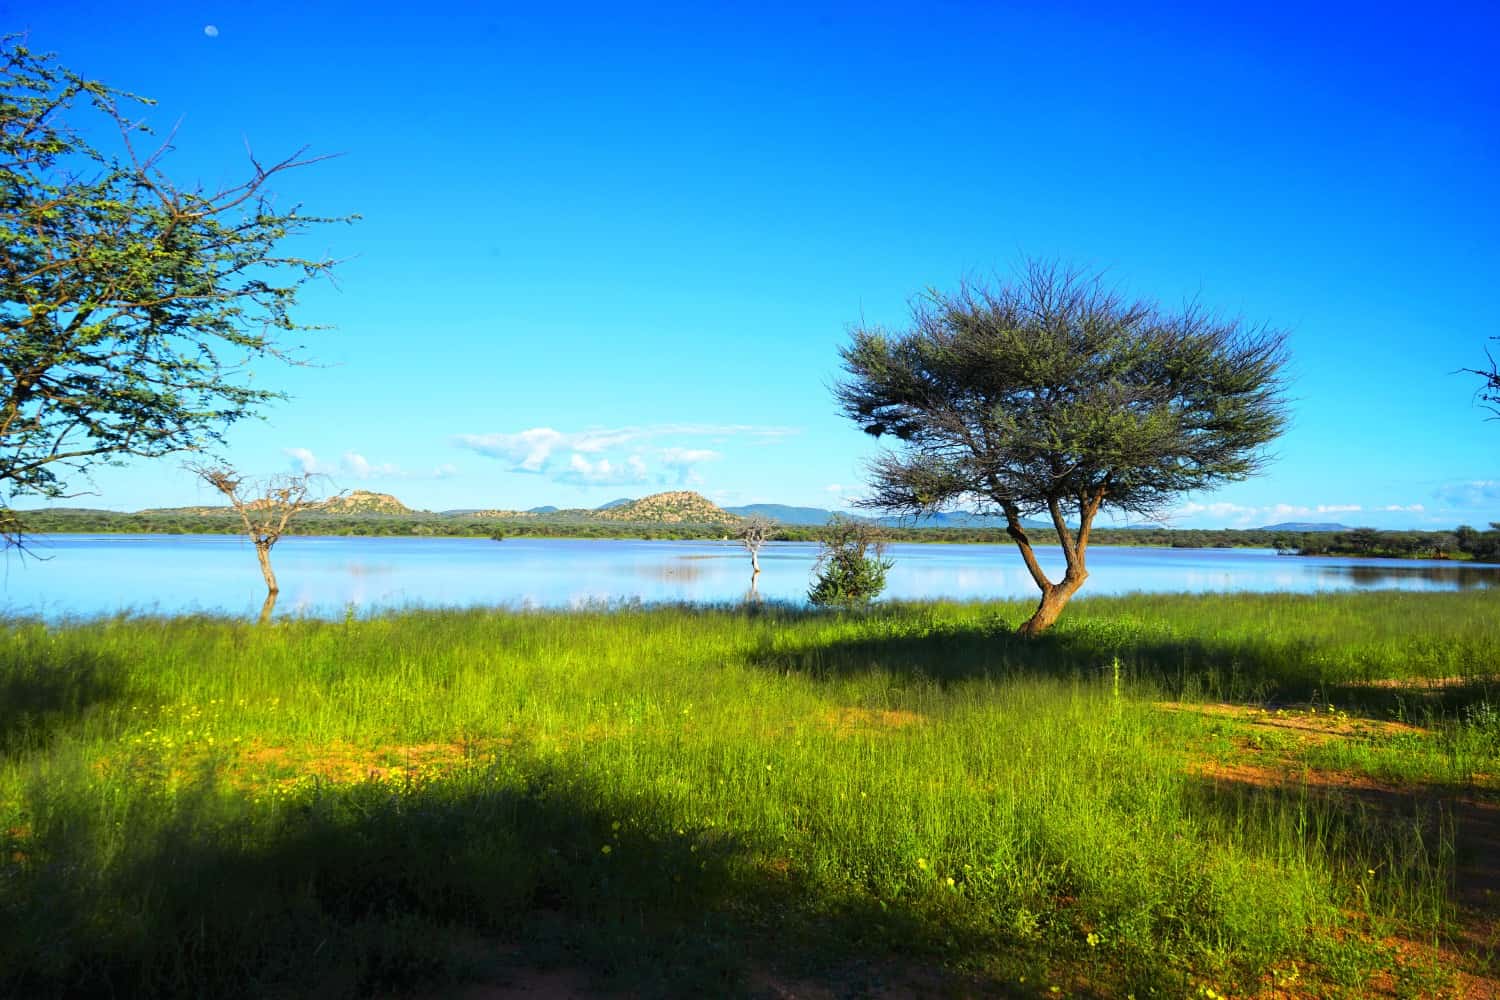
[1017,577,1084,637]
[258,591,278,625]
[750,549,761,575]
[255,540,278,594]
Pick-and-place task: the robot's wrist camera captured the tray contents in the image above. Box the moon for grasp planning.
[203,25,219,37]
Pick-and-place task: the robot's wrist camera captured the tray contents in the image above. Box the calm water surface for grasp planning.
[3,534,1497,621]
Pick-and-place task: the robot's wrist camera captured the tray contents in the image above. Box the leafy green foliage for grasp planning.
[808,515,892,607]
[0,39,350,535]
[835,259,1289,632]
[836,261,1289,523]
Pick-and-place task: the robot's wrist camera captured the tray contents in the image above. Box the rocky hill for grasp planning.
[316,491,413,515]
[592,491,741,526]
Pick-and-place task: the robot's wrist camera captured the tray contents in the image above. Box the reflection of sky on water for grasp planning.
[2,535,1497,621]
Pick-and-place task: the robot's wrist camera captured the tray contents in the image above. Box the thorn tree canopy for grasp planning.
[834,261,1289,636]
[0,39,352,538]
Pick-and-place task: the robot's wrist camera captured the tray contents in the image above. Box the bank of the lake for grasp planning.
[2,592,1497,997]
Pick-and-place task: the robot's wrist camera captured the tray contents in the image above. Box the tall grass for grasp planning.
[1,591,1494,996]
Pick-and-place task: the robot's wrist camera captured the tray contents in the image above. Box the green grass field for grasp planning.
[1,591,1496,997]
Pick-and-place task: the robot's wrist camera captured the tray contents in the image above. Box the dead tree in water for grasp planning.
[736,515,776,597]
[189,463,332,620]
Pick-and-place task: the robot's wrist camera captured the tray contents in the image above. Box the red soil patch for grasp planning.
[236,738,507,785]
[818,707,925,735]
[1346,675,1500,691]
[1156,701,1425,742]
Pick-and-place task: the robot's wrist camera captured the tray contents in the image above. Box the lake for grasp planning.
[2,534,1497,621]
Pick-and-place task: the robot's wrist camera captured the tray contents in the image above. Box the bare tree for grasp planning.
[1462,339,1500,417]
[189,463,334,620]
[736,515,776,595]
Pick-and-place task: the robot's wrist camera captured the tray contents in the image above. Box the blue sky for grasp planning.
[10,0,1500,528]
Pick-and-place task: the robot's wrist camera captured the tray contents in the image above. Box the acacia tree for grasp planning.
[1,40,349,543]
[736,514,775,595]
[835,261,1288,636]
[190,463,332,620]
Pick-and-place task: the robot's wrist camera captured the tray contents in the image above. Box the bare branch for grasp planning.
[187,461,341,597]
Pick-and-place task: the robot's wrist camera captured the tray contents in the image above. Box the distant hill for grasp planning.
[721,503,1051,530]
[317,490,413,515]
[1259,522,1354,532]
[596,498,634,510]
[594,491,740,526]
[527,505,559,514]
[725,503,849,526]
[143,489,414,517]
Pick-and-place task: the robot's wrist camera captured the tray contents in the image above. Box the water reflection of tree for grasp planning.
[1323,563,1500,590]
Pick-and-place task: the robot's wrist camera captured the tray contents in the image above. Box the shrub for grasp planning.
[808,516,893,608]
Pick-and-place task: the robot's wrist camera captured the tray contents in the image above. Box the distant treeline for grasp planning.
[1290,524,1500,562]
[11,508,1500,561]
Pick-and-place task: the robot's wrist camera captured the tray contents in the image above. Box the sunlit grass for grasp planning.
[0,591,1495,996]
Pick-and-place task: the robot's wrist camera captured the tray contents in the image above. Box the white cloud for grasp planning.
[283,449,458,482]
[1266,503,1311,518]
[661,447,720,464]
[342,451,403,479]
[454,428,565,472]
[1171,498,1430,526]
[285,447,334,476]
[1174,501,1260,524]
[455,423,795,487]
[659,447,720,485]
[1434,480,1500,508]
[556,453,649,486]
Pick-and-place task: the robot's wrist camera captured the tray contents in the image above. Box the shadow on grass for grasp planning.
[1184,770,1498,987]
[0,760,1069,1000]
[1320,677,1500,725]
[740,603,1499,719]
[0,645,127,756]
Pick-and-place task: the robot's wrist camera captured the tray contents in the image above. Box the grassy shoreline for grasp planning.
[3,592,1497,997]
